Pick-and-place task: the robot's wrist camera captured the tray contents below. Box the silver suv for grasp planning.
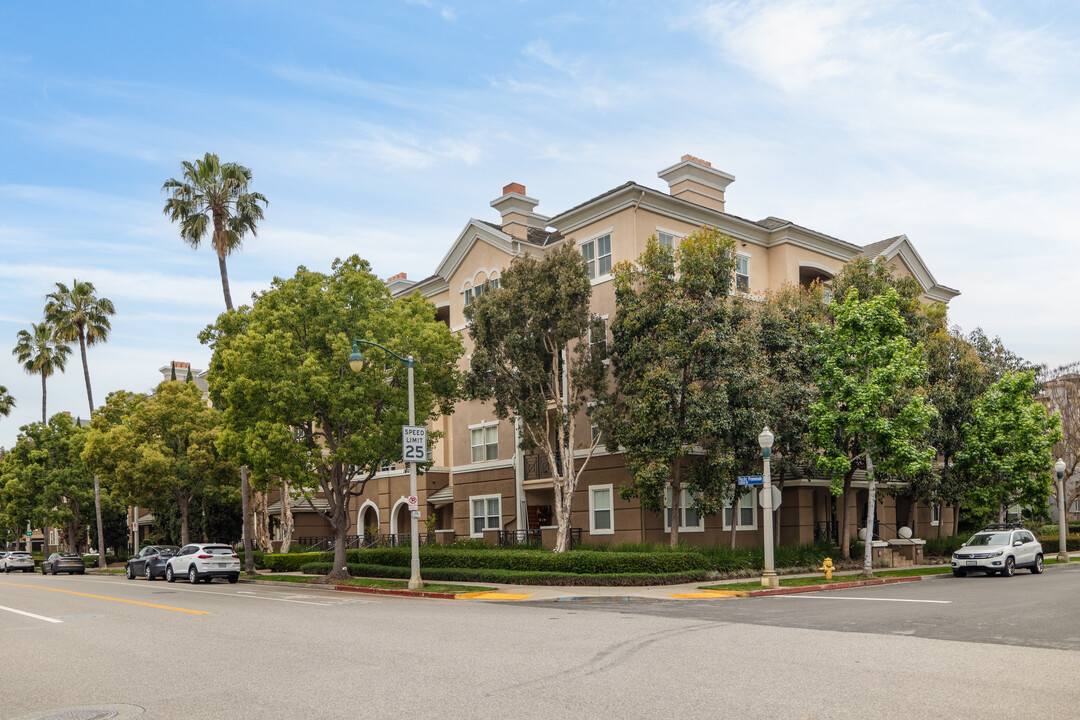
[951,525,1043,577]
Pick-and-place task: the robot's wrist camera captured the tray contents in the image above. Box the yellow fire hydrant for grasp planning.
[818,557,835,581]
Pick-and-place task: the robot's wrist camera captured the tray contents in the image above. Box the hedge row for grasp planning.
[298,562,708,586]
[1035,535,1080,554]
[263,551,332,572]
[342,547,712,574]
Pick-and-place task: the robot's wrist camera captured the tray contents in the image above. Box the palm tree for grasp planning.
[45,279,115,413]
[0,385,14,417]
[45,279,115,568]
[162,153,268,310]
[12,322,71,423]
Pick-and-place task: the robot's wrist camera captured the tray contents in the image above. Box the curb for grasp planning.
[333,584,459,600]
[743,575,923,597]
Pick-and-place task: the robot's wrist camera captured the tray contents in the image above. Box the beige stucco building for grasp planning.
[289,155,961,555]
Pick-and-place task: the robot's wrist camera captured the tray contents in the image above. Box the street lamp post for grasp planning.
[1055,458,1069,564]
[349,339,423,589]
[758,426,778,588]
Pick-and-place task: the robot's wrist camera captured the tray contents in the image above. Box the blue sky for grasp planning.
[2,0,1079,448]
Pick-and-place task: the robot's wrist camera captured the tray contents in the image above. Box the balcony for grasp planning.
[523,450,563,484]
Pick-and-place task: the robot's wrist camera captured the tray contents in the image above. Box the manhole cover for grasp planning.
[33,712,116,720]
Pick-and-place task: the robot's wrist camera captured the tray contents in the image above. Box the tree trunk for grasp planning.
[863,456,876,578]
[839,473,853,560]
[217,252,233,311]
[41,373,47,424]
[280,478,294,554]
[729,482,738,549]
[254,489,273,553]
[66,523,77,554]
[178,496,190,546]
[93,474,106,568]
[669,463,682,549]
[201,504,208,543]
[79,332,94,412]
[241,465,254,573]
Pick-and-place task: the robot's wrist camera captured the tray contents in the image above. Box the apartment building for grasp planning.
[317,156,961,551]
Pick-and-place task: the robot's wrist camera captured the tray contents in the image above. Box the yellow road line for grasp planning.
[459,592,534,600]
[0,582,210,615]
[668,591,747,599]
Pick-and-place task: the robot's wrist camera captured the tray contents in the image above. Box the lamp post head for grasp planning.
[1055,458,1066,481]
[348,342,364,373]
[758,426,775,451]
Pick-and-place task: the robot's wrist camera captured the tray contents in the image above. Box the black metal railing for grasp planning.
[524,451,563,481]
[296,533,443,551]
[498,529,543,547]
[814,521,839,545]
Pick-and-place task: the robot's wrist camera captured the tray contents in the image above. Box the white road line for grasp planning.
[73,578,341,606]
[777,595,951,604]
[0,604,63,623]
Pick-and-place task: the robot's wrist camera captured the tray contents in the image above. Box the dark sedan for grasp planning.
[125,545,180,581]
[42,552,85,575]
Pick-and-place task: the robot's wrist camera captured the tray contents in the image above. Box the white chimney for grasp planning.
[657,155,735,212]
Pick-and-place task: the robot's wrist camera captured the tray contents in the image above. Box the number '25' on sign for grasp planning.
[402,425,427,462]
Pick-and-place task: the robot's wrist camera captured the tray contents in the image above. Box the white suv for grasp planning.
[165,543,241,584]
[951,525,1043,577]
[1,551,35,573]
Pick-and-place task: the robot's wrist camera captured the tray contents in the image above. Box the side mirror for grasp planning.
[1013,540,1023,547]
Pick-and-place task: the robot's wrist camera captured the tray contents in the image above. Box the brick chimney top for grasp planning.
[387,272,407,282]
[502,182,527,196]
[171,361,190,369]
[680,154,712,167]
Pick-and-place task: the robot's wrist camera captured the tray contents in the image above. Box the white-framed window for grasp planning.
[470,494,501,537]
[591,423,601,444]
[931,505,941,526]
[488,277,499,290]
[664,488,705,532]
[582,233,612,279]
[658,231,675,249]
[723,487,758,530]
[588,314,608,349]
[380,461,397,472]
[735,255,750,292]
[464,287,474,306]
[589,484,614,535]
[470,422,499,463]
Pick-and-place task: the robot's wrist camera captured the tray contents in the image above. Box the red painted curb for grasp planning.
[333,584,459,600]
[744,575,922,597]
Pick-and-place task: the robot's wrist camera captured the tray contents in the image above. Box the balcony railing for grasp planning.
[295,533,443,551]
[524,451,563,481]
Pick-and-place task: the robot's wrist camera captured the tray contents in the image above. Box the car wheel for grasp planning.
[952,569,966,577]
[126,565,135,580]
[202,576,213,584]
[166,565,175,583]
[188,566,199,584]
[1002,557,1015,577]
[228,574,239,584]
[78,570,85,575]
[51,566,58,575]
[41,566,47,575]
[145,565,154,581]
[1031,554,1044,574]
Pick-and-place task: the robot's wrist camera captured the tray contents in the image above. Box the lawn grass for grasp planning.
[86,568,126,575]
[254,574,490,595]
[701,566,952,592]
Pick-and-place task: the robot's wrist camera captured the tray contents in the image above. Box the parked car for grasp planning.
[1,550,36,573]
[164,543,240,584]
[41,552,85,575]
[951,524,1043,577]
[125,545,180,581]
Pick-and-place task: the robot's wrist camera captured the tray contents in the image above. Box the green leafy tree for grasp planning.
[966,328,1038,386]
[1,415,96,552]
[201,256,462,579]
[162,152,268,311]
[0,385,14,417]
[45,278,116,567]
[809,288,937,573]
[466,243,606,552]
[956,371,1061,522]
[12,322,71,423]
[84,382,231,545]
[598,228,747,548]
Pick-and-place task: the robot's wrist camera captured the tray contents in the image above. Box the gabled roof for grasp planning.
[860,234,960,302]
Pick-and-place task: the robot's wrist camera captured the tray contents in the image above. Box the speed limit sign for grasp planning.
[402,425,427,463]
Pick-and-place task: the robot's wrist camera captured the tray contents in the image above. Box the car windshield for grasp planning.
[966,533,1011,546]
[11,552,30,557]
[205,546,234,555]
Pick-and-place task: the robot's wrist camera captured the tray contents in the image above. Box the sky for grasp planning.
[2,0,1079,449]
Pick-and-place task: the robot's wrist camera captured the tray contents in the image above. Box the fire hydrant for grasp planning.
[818,557,835,581]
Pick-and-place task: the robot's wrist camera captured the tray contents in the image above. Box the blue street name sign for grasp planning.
[737,475,764,486]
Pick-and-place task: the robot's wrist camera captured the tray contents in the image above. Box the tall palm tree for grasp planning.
[0,385,14,417]
[12,322,71,423]
[45,279,115,568]
[162,152,268,310]
[45,279,115,413]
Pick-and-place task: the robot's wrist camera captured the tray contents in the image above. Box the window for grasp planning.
[380,461,397,472]
[464,287,473,306]
[589,315,608,349]
[470,423,498,462]
[930,505,941,526]
[735,255,749,292]
[470,495,501,537]
[591,424,602,444]
[582,233,612,279]
[658,232,675,249]
[489,277,499,290]
[723,488,758,530]
[589,484,614,535]
[665,488,705,532]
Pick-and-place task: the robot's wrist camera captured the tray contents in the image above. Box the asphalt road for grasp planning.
[2,567,1080,720]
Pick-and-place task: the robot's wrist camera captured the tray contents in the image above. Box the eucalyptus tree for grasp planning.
[12,322,71,423]
[45,278,115,566]
[467,243,607,552]
[162,152,268,311]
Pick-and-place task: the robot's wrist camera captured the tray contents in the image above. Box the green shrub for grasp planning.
[263,551,332,572]
[299,561,708,586]
[80,553,128,566]
[1035,534,1080,554]
[923,535,967,557]
[343,547,712,574]
[236,550,267,569]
